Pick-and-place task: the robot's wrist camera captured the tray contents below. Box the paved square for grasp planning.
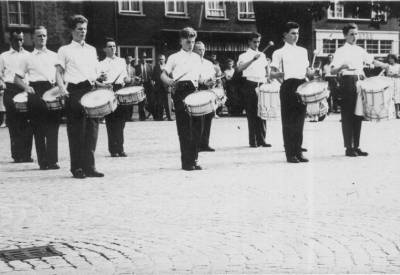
[1,115,400,274]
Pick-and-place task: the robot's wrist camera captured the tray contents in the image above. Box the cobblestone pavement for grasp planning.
[1,114,400,274]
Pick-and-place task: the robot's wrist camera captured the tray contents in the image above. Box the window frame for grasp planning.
[6,0,33,28]
[205,0,227,20]
[327,1,387,22]
[117,45,156,66]
[164,0,188,18]
[118,0,144,16]
[237,0,255,22]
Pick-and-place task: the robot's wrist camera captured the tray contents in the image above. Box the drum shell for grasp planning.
[13,93,28,113]
[258,89,280,119]
[296,80,329,103]
[116,88,146,105]
[81,89,118,118]
[306,98,329,116]
[184,91,216,116]
[361,86,392,121]
[43,98,65,111]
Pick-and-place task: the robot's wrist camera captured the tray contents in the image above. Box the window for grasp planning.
[7,1,31,27]
[380,40,392,54]
[118,46,155,66]
[322,38,393,56]
[165,0,187,17]
[118,0,143,15]
[205,1,226,19]
[327,1,386,21]
[238,0,255,21]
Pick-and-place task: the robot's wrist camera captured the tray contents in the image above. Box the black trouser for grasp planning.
[280,78,306,157]
[326,76,340,112]
[173,81,203,167]
[105,84,131,154]
[138,81,153,119]
[28,81,61,167]
[198,86,214,148]
[4,83,33,161]
[339,75,363,149]
[155,86,172,120]
[243,80,266,146]
[66,81,99,174]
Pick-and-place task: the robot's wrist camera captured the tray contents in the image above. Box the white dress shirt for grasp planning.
[163,49,202,87]
[199,58,216,81]
[271,42,309,80]
[56,40,99,84]
[331,42,374,75]
[0,48,30,83]
[98,56,128,85]
[238,48,268,82]
[16,48,58,83]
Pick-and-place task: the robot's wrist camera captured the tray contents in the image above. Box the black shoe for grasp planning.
[39,165,48,170]
[250,144,257,148]
[85,170,104,177]
[354,148,368,156]
[258,142,271,147]
[345,148,358,157]
[72,168,86,179]
[118,152,127,157]
[111,153,118,157]
[47,163,60,170]
[194,165,203,170]
[199,146,215,152]
[301,148,308,152]
[182,165,195,171]
[296,154,309,162]
[286,156,300,163]
[167,118,173,121]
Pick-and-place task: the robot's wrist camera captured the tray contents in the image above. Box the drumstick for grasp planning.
[261,41,274,53]
[311,49,321,68]
[215,73,225,80]
[173,71,190,82]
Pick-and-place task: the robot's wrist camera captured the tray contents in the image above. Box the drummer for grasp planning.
[14,26,60,170]
[193,41,221,152]
[270,22,314,163]
[0,29,33,163]
[330,23,389,157]
[237,32,270,148]
[55,15,106,178]
[98,37,131,158]
[161,27,214,171]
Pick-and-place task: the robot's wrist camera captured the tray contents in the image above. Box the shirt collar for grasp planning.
[9,47,26,54]
[284,42,297,48]
[71,40,86,47]
[32,48,48,55]
[247,47,259,54]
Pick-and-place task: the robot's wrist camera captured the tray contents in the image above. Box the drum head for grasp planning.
[13,92,28,103]
[297,80,328,96]
[116,86,144,95]
[81,89,115,108]
[43,87,61,101]
[184,91,214,105]
[359,76,391,92]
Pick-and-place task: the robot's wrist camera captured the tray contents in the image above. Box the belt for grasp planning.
[246,76,266,83]
[341,70,364,77]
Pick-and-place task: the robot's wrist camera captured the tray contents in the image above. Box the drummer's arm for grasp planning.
[269,66,284,80]
[14,74,34,94]
[55,65,68,96]
[161,71,174,87]
[331,64,349,76]
[372,59,389,70]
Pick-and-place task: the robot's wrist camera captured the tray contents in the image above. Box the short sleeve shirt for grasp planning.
[331,43,374,75]
[0,48,30,83]
[16,48,58,83]
[237,48,268,81]
[270,42,309,80]
[98,56,128,85]
[56,40,99,84]
[163,49,203,87]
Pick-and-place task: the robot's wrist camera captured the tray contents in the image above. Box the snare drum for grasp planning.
[115,86,146,105]
[80,89,117,118]
[210,88,226,106]
[184,91,216,116]
[357,76,393,121]
[296,80,329,104]
[42,86,65,111]
[257,81,281,119]
[306,98,329,117]
[13,92,28,112]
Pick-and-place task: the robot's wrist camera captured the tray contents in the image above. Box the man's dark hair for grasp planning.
[387,53,398,63]
[248,32,261,41]
[342,23,357,35]
[283,22,300,34]
[68,14,88,30]
[179,27,197,39]
[103,37,115,48]
[9,29,23,39]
